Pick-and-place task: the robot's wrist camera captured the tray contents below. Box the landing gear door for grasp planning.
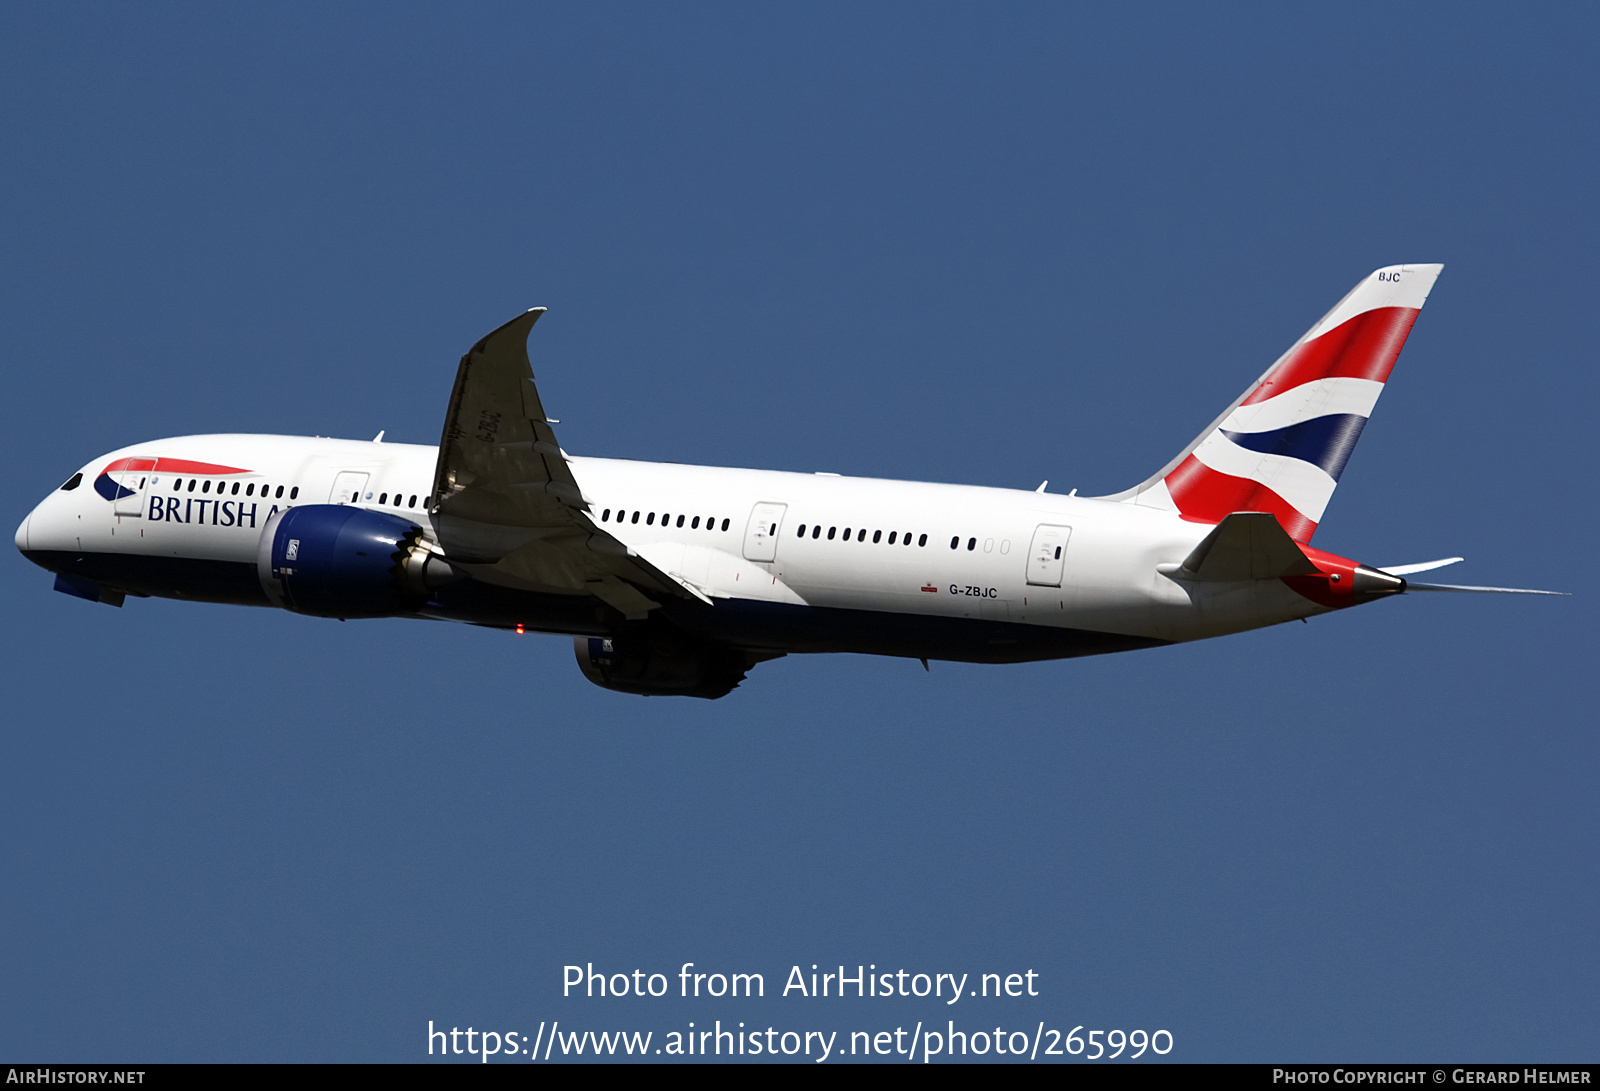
[330,472,369,505]
[1026,524,1072,587]
[742,502,787,562]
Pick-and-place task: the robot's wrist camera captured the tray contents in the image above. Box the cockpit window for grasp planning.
[59,472,82,491]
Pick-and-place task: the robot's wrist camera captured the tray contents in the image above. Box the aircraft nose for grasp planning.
[16,486,72,562]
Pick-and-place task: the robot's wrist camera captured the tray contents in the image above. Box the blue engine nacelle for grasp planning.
[256,504,455,618]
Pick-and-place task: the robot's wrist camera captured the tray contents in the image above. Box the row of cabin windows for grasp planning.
[160,479,423,507]
[166,481,419,506]
[168,478,297,500]
[598,509,731,532]
[796,525,928,547]
[952,536,978,551]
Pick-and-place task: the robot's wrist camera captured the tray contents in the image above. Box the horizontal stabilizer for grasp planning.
[1380,557,1463,576]
[1178,512,1320,581]
[1406,582,1567,596]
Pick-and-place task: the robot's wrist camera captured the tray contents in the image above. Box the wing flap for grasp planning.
[586,578,662,620]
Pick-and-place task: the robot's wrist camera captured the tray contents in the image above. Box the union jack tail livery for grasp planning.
[1112,264,1443,542]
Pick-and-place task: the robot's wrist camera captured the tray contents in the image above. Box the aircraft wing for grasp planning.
[430,309,699,618]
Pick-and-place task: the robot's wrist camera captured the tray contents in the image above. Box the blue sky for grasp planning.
[2,4,1595,1063]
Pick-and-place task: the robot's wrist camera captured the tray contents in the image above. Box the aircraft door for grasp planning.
[329,472,369,505]
[1025,524,1072,587]
[742,502,787,562]
[114,458,155,517]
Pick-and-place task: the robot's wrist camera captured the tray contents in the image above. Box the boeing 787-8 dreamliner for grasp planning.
[16,264,1558,696]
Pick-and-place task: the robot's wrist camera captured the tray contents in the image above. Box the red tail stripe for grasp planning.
[1164,455,1318,542]
[1240,306,1419,407]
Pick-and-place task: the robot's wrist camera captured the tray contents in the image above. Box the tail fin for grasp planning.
[1105,264,1443,542]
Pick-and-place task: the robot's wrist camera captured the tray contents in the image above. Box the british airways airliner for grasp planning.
[15,265,1558,697]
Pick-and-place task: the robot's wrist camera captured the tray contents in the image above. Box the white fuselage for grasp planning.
[17,433,1336,661]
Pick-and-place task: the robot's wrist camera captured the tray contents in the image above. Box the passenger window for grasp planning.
[950,536,959,549]
[230,481,239,495]
[276,486,285,499]
[632,511,641,524]
[188,479,198,493]
[601,509,611,521]
[202,480,212,493]
[692,516,701,529]
[59,473,82,491]
[796,523,805,536]
[380,493,388,505]
[409,495,417,508]
[676,515,685,528]
[872,530,881,543]
[811,525,820,539]
[887,531,896,544]
[827,527,836,540]
[843,528,852,539]
[967,537,976,551]
[290,486,298,500]
[647,512,656,525]
[918,534,927,547]
[720,518,729,531]
[857,529,866,542]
